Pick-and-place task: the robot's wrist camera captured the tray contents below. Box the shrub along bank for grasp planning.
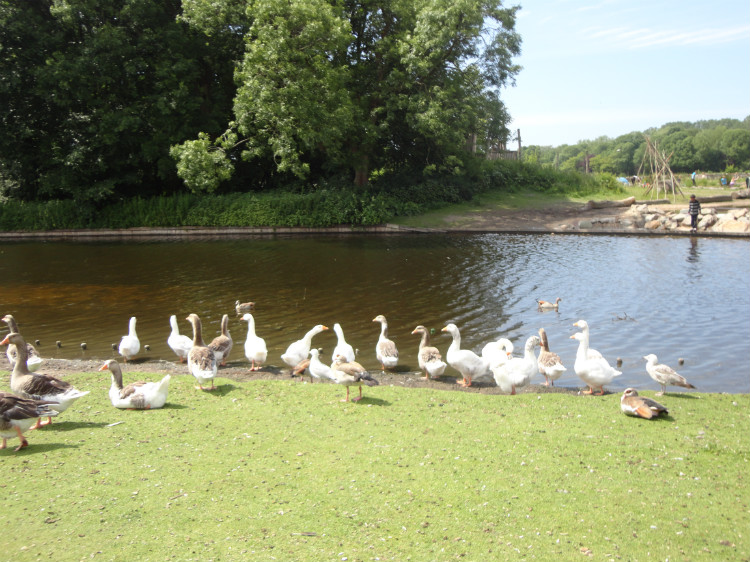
[0,161,621,231]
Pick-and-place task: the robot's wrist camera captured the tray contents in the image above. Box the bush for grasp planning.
[0,160,613,230]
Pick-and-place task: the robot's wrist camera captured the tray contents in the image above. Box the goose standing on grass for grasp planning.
[235,300,255,316]
[332,323,356,363]
[185,313,217,391]
[118,316,140,362]
[481,337,514,370]
[492,335,541,394]
[0,332,89,428]
[372,315,399,371]
[2,314,43,372]
[281,324,329,368]
[167,315,193,363]
[537,297,561,310]
[99,359,170,409]
[570,320,621,395]
[441,323,491,387]
[411,325,447,379]
[307,348,336,383]
[241,313,267,371]
[620,388,669,419]
[537,328,566,386]
[643,354,696,395]
[0,392,59,451]
[209,314,234,366]
[330,354,379,402]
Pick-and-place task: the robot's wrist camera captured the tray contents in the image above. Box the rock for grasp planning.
[731,189,750,199]
[698,214,717,229]
[703,207,717,215]
[730,208,749,219]
[672,214,686,223]
[578,220,593,229]
[645,220,663,230]
[715,221,750,233]
[620,219,634,227]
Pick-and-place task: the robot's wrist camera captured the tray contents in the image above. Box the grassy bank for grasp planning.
[2,370,748,562]
[0,161,626,231]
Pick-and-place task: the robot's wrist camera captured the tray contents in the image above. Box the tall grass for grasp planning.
[2,370,747,562]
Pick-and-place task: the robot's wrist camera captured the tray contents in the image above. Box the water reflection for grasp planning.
[1,234,748,393]
[687,237,699,263]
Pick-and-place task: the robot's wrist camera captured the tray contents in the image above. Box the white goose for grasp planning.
[570,320,621,395]
[0,332,89,428]
[411,325,447,379]
[281,324,329,368]
[330,354,379,402]
[2,315,43,372]
[209,314,233,366]
[241,313,267,371]
[643,354,696,395]
[167,315,193,363]
[372,315,399,370]
[332,323,356,363]
[185,313,217,390]
[441,323,491,387]
[0,392,59,451]
[307,348,336,383]
[492,335,541,394]
[118,316,140,362]
[99,359,170,409]
[481,337,514,370]
[537,328,566,386]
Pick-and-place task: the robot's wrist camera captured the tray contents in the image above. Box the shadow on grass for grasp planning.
[1,441,80,456]
[661,393,700,400]
[200,383,237,397]
[355,396,391,406]
[41,420,110,432]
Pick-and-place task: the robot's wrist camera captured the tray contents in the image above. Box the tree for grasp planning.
[0,0,236,202]
[173,0,521,189]
[719,129,750,169]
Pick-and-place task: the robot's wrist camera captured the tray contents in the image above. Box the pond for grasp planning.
[1,233,748,393]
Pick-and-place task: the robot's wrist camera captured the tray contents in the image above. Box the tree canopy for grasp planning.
[525,117,750,176]
[0,0,521,201]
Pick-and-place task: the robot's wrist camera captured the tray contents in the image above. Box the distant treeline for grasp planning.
[523,117,750,175]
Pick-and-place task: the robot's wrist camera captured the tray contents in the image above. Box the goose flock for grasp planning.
[0,300,698,452]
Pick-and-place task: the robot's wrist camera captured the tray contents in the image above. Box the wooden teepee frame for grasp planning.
[637,136,684,202]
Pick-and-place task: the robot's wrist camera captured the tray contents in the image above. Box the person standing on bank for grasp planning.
[689,194,701,233]
[691,170,697,186]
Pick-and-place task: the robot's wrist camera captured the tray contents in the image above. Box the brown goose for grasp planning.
[536,297,561,310]
[0,332,89,428]
[209,314,233,366]
[330,354,379,402]
[372,314,398,371]
[235,300,255,316]
[185,314,217,390]
[411,325,447,379]
[0,392,60,451]
[2,314,43,372]
[620,388,669,419]
[537,328,567,386]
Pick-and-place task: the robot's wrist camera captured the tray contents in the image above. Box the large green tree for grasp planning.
[0,0,236,202]
[174,0,521,189]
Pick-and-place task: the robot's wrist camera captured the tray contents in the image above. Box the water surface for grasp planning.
[2,233,748,393]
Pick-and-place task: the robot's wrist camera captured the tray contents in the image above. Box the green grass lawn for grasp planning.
[2,370,748,562]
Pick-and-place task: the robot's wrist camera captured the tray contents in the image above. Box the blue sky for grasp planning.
[500,0,750,147]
